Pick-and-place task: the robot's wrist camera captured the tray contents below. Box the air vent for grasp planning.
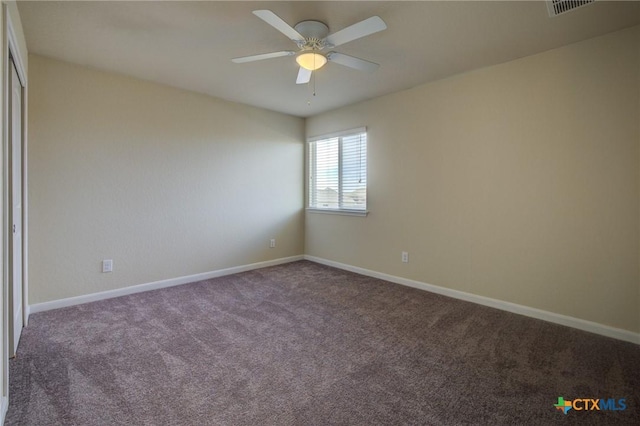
[547,0,595,17]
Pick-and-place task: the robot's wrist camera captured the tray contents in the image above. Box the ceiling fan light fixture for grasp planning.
[296,52,327,71]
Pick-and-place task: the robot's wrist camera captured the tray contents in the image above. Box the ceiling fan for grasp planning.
[232,10,387,84]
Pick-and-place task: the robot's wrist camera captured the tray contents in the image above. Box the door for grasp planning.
[9,57,23,357]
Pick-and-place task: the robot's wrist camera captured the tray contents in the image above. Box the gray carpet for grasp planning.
[5,260,639,425]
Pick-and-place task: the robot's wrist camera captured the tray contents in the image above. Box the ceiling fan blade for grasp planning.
[253,10,305,43]
[327,52,379,72]
[232,51,296,63]
[324,16,386,47]
[296,67,312,85]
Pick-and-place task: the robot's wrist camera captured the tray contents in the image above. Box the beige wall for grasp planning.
[28,55,304,304]
[306,26,640,333]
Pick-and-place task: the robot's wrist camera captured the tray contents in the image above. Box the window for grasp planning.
[308,128,367,215]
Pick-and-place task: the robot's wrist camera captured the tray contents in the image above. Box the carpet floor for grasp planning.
[5,260,639,425]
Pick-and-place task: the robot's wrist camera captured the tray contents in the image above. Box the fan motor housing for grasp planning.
[294,20,329,40]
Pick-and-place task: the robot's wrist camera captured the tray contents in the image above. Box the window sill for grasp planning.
[306,208,369,217]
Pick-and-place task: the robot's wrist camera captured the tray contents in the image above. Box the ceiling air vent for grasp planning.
[547,0,595,17]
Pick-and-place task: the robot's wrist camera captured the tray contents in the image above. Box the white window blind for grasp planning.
[308,128,367,213]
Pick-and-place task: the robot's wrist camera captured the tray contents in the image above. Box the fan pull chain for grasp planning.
[307,70,317,106]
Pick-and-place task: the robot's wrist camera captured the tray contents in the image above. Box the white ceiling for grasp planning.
[18,1,640,117]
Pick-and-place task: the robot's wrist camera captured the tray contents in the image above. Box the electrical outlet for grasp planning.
[401,252,409,263]
[102,259,113,273]
[270,239,276,248]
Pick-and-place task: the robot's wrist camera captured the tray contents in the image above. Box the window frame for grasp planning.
[306,127,368,217]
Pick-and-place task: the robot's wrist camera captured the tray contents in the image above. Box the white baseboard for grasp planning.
[304,255,640,345]
[27,254,639,345]
[29,255,304,314]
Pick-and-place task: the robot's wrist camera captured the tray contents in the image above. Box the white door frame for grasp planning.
[1,3,27,419]
[8,54,23,358]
